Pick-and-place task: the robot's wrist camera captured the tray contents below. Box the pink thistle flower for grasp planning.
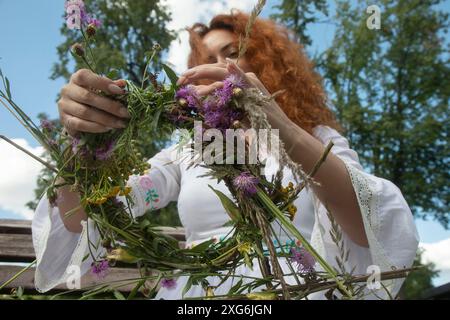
[175,85,200,109]
[160,278,177,290]
[289,246,315,274]
[95,140,116,161]
[233,172,259,196]
[90,260,109,279]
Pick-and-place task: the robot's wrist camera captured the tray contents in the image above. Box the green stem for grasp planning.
[256,190,353,298]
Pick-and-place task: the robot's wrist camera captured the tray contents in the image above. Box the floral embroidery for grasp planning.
[139,176,159,209]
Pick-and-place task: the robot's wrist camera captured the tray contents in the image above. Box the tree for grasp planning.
[29,0,181,226]
[271,0,329,47]
[318,0,449,226]
[399,249,439,299]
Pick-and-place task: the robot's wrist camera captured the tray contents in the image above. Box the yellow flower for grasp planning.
[87,196,108,205]
[107,186,121,198]
[287,204,297,221]
[238,242,254,255]
[119,186,132,196]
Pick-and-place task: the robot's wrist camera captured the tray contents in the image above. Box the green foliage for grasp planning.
[52,0,176,83]
[318,0,449,226]
[271,0,329,47]
[400,249,439,299]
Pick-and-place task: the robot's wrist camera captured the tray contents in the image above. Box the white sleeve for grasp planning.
[308,125,419,299]
[31,145,181,293]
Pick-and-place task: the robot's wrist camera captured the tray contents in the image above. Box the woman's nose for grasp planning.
[217,56,227,65]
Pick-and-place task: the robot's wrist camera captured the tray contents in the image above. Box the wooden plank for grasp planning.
[0,265,153,294]
[0,219,31,235]
[0,219,185,240]
[0,234,35,262]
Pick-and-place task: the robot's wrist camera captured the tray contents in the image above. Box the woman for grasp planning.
[32,12,419,299]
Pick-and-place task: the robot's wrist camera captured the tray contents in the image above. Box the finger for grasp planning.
[71,69,125,95]
[178,64,229,85]
[64,84,130,119]
[226,59,271,95]
[61,113,111,134]
[60,98,127,129]
[195,82,224,96]
[113,79,127,88]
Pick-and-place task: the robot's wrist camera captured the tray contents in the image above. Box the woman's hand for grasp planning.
[176,58,291,129]
[58,69,131,136]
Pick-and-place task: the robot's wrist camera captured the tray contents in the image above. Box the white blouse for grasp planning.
[31,125,419,299]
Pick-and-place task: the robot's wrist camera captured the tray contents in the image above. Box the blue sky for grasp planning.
[0,0,449,286]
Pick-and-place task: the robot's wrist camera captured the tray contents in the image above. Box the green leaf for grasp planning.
[106,69,120,80]
[5,76,11,99]
[228,278,243,295]
[182,276,193,298]
[127,279,146,300]
[162,64,179,87]
[188,239,215,253]
[113,290,126,300]
[208,185,241,222]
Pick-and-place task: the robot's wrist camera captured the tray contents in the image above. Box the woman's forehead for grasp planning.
[202,29,236,53]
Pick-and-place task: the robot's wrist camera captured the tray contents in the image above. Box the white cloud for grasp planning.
[420,238,450,286]
[162,0,258,73]
[0,138,44,220]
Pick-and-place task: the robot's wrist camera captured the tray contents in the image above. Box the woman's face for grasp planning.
[202,29,251,72]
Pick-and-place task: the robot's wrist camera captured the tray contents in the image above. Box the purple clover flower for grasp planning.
[71,137,81,154]
[175,85,200,110]
[40,119,55,131]
[201,97,243,131]
[233,172,259,196]
[160,278,177,290]
[95,140,116,161]
[90,260,109,279]
[289,246,315,274]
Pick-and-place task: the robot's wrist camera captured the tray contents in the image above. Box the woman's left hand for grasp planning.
[176,58,292,130]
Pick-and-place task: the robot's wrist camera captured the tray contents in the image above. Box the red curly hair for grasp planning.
[187,11,341,134]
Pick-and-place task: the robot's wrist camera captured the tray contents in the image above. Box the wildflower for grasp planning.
[233,172,259,196]
[224,74,247,89]
[238,242,254,255]
[107,186,121,198]
[40,119,54,131]
[91,260,109,279]
[232,87,244,98]
[71,43,85,57]
[175,85,199,109]
[86,23,97,37]
[289,246,315,274]
[119,186,132,196]
[287,204,297,221]
[160,278,177,290]
[87,17,102,28]
[95,140,115,161]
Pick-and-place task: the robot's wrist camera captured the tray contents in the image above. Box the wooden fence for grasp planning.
[0,219,185,296]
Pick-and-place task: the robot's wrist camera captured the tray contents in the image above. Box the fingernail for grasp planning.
[119,107,131,118]
[108,84,125,95]
[116,120,127,128]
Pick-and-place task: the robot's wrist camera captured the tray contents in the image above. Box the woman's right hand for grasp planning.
[58,69,131,136]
